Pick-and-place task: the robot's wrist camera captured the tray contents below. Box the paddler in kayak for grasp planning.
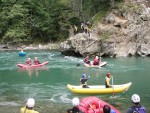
[105,73,112,88]
[26,58,32,65]
[80,73,90,88]
[83,55,91,65]
[20,98,39,113]
[93,56,100,65]
[34,57,41,65]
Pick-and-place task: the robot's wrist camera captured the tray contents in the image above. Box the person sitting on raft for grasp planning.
[20,98,39,113]
[34,57,41,65]
[105,73,112,88]
[103,105,116,113]
[67,97,81,113]
[80,73,90,88]
[26,58,32,65]
[93,56,100,65]
[83,55,91,65]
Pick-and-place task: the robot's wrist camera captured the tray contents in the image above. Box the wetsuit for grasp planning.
[80,78,89,88]
[26,60,32,65]
[93,59,99,65]
[34,59,40,65]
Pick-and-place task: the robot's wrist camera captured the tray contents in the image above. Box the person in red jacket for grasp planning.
[33,57,41,65]
[26,58,32,65]
[93,56,99,65]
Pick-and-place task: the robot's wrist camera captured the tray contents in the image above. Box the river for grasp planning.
[0,50,149,113]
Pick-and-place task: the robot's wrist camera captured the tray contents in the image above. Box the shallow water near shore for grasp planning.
[0,50,150,113]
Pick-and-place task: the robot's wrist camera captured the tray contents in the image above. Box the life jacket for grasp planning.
[105,77,111,88]
[131,106,146,113]
[20,107,39,113]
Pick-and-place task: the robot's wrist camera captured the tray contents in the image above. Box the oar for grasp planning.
[86,100,96,113]
[111,76,115,104]
[98,100,101,112]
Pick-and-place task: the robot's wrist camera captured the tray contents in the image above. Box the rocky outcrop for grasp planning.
[60,1,150,57]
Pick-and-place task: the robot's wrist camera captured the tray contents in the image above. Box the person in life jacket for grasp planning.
[34,57,41,65]
[105,73,112,88]
[103,105,116,113]
[83,55,91,65]
[26,58,32,65]
[20,98,39,113]
[80,73,90,88]
[67,97,82,113]
[93,56,100,65]
[126,94,146,113]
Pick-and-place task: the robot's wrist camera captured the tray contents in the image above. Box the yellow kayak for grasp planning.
[67,82,132,94]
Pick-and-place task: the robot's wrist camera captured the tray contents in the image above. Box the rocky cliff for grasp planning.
[60,1,150,57]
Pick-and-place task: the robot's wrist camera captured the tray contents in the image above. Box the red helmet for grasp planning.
[106,73,111,78]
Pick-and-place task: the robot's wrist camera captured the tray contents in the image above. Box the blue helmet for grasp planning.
[82,74,86,78]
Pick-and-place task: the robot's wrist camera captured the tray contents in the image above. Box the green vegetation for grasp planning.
[0,0,124,44]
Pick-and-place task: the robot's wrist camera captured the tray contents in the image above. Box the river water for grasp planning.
[0,50,149,113]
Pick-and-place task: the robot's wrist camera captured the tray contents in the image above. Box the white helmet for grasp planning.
[131,94,140,103]
[35,57,37,59]
[72,97,79,106]
[28,58,30,60]
[96,56,99,59]
[26,98,35,108]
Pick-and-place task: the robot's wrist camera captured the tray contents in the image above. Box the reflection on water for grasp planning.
[17,66,49,77]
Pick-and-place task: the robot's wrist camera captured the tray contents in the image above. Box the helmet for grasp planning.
[106,73,111,78]
[95,56,99,59]
[26,98,35,108]
[82,74,86,78]
[28,58,30,60]
[35,57,37,59]
[131,94,140,103]
[72,97,79,106]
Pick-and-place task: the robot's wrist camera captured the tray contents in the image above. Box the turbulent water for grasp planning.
[0,50,150,113]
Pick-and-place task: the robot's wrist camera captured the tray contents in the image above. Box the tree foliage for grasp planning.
[0,0,122,44]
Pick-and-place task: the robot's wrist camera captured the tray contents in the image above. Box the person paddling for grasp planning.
[83,55,91,65]
[20,98,39,113]
[126,94,146,113]
[26,58,32,65]
[93,56,100,65]
[80,73,90,88]
[34,57,41,65]
[105,73,112,88]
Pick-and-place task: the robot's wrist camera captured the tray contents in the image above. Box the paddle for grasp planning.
[86,100,96,113]
[98,100,101,113]
[111,76,115,104]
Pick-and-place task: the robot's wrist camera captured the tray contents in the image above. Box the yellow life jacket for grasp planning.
[20,106,39,113]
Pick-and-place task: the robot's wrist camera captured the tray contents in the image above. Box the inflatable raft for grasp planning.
[84,61,107,67]
[67,82,132,94]
[78,96,120,113]
[18,51,26,57]
[16,61,49,68]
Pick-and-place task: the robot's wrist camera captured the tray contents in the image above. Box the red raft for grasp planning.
[78,96,120,113]
[16,61,49,68]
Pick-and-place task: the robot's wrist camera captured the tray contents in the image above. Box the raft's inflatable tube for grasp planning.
[78,96,120,113]
[18,52,26,57]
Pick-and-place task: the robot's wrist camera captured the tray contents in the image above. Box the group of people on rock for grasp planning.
[66,94,146,113]
[26,57,41,65]
[83,55,100,66]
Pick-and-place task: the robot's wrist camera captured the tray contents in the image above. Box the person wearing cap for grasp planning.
[34,57,41,65]
[93,56,100,65]
[67,97,81,113]
[26,58,32,65]
[105,73,112,88]
[80,73,90,88]
[20,98,39,113]
[126,94,146,113]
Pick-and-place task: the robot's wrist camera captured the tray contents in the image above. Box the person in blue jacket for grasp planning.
[80,73,90,88]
